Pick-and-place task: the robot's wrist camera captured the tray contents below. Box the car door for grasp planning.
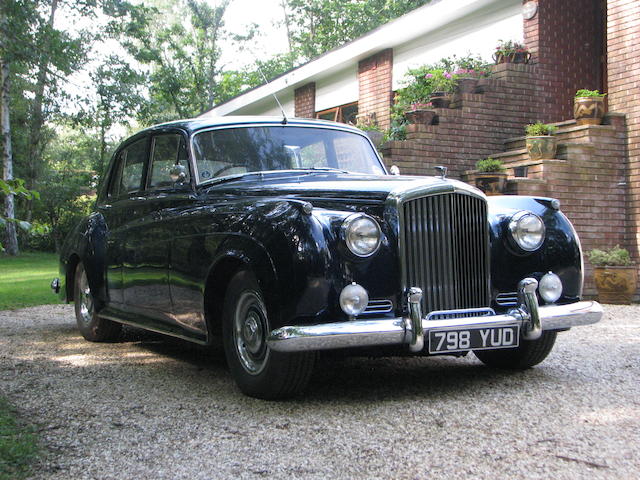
[99,136,150,308]
[119,132,194,322]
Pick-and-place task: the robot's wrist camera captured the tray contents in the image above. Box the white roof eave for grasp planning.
[203,0,511,117]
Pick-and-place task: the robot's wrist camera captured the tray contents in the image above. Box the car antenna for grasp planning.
[256,63,288,125]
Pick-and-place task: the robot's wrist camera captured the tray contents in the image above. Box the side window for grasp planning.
[149,134,191,189]
[107,138,147,198]
[120,139,148,195]
[108,150,126,198]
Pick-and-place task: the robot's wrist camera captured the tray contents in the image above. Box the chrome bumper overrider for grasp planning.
[267,278,603,353]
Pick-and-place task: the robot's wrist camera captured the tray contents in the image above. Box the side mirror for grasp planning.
[170,164,188,184]
[390,165,400,176]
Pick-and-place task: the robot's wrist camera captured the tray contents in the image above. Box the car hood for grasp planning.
[201,172,483,204]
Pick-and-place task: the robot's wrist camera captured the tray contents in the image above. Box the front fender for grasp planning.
[58,212,109,306]
[488,196,583,305]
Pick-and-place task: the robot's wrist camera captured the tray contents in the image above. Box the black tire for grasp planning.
[74,263,121,342]
[222,270,316,400]
[473,331,557,369]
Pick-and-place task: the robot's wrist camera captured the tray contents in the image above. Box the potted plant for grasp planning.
[426,70,457,108]
[473,157,507,195]
[493,40,531,64]
[525,122,558,160]
[574,89,607,126]
[402,102,436,125]
[587,246,637,304]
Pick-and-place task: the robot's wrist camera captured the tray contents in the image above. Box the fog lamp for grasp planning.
[539,272,563,304]
[339,283,369,316]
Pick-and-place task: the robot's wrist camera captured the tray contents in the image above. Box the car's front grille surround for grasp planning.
[400,192,490,314]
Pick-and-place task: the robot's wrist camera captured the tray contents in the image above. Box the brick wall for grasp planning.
[382,63,542,179]
[608,0,640,259]
[523,0,603,122]
[358,49,393,130]
[294,83,316,118]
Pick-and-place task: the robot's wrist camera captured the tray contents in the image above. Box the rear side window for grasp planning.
[149,134,190,188]
[109,138,148,197]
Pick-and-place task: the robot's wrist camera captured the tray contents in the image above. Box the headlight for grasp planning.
[508,211,545,252]
[342,213,381,257]
[539,272,563,304]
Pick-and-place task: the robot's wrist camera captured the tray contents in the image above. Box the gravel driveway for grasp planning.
[1,304,638,479]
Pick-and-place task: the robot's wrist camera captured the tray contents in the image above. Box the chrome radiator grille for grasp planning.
[401,192,490,313]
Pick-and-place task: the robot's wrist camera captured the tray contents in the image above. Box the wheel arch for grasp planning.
[203,242,280,341]
[65,254,81,302]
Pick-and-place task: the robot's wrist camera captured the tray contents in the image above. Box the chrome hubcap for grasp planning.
[78,272,94,324]
[233,291,269,375]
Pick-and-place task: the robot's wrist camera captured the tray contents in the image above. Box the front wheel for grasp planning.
[222,270,316,399]
[473,331,557,369]
[74,263,121,342]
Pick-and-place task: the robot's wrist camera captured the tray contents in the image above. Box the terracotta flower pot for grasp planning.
[574,96,606,126]
[474,172,507,195]
[430,92,452,108]
[404,109,436,125]
[526,136,558,160]
[593,265,638,304]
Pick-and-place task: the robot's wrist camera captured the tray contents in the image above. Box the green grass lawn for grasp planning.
[0,396,39,480]
[0,252,61,310]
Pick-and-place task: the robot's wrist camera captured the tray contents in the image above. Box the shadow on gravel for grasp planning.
[303,355,540,403]
[43,323,548,403]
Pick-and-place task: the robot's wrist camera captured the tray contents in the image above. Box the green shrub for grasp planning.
[575,89,606,98]
[525,122,557,136]
[475,157,505,173]
[587,245,633,266]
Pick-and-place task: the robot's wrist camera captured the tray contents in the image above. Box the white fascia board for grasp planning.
[202,0,516,117]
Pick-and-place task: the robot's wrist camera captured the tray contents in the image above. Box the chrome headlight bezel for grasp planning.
[341,213,382,257]
[508,211,546,252]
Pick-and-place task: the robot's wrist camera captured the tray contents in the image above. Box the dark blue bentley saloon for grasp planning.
[53,117,602,399]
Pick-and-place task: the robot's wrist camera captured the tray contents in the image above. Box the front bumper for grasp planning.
[267,278,603,353]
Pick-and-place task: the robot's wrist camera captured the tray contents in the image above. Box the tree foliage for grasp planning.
[282,0,431,61]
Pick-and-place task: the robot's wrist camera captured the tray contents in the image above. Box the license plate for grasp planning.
[428,325,520,354]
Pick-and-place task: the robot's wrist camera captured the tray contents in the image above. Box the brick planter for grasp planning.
[404,109,436,125]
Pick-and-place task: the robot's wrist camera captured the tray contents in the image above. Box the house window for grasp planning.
[316,102,358,125]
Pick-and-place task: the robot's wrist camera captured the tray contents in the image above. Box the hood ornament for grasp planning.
[435,166,447,179]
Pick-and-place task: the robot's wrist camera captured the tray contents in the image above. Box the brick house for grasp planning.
[203,0,640,297]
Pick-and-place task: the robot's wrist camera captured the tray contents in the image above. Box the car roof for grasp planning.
[138,116,364,136]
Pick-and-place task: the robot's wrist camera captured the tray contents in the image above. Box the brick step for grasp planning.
[505,177,547,196]
[503,124,617,150]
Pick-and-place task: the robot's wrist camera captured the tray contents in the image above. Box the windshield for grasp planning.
[192,126,386,183]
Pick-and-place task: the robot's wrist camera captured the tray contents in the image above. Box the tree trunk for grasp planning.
[1,60,18,255]
[25,0,58,221]
[280,0,293,53]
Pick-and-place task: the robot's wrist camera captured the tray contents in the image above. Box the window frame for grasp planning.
[106,135,151,200]
[315,102,358,125]
[145,132,192,191]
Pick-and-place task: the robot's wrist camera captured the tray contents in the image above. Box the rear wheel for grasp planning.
[474,331,557,369]
[222,270,316,399]
[74,263,121,342]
